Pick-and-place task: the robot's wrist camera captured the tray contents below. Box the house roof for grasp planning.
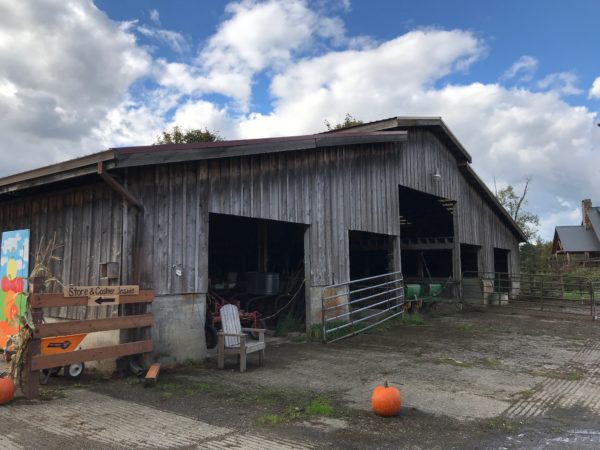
[326,116,526,242]
[0,131,406,195]
[554,226,600,252]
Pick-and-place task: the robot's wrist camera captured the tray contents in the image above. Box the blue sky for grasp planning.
[0,0,599,240]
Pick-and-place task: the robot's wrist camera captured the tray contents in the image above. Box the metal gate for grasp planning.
[321,271,404,343]
[462,271,600,319]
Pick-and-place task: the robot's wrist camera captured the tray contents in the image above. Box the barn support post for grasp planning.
[452,204,462,299]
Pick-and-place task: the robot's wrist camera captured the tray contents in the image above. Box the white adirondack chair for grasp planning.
[217,304,266,372]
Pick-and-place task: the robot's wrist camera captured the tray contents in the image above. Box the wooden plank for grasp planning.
[29,290,154,308]
[32,340,153,371]
[34,314,153,338]
[144,362,161,386]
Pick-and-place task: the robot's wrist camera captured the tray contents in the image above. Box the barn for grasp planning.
[0,116,525,362]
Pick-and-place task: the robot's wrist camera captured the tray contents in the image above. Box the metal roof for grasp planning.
[554,226,600,252]
[0,131,406,195]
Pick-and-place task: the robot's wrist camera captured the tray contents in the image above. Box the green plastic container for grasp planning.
[405,284,422,299]
[428,283,443,297]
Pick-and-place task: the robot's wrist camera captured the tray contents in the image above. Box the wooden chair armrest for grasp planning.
[218,332,246,337]
[241,328,266,333]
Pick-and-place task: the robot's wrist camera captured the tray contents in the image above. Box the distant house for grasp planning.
[552,199,600,268]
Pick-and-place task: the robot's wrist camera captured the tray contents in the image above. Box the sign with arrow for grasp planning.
[63,285,139,306]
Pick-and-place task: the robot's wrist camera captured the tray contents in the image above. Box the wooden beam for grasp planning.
[29,290,154,308]
[34,314,153,338]
[98,162,143,210]
[32,340,153,371]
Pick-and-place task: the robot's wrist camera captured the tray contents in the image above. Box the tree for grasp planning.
[324,113,363,131]
[519,238,552,273]
[155,126,222,144]
[495,179,540,242]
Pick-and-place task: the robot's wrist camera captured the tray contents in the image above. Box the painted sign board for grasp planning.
[63,285,139,306]
[0,229,30,349]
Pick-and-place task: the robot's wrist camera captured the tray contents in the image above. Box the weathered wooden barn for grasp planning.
[0,116,525,362]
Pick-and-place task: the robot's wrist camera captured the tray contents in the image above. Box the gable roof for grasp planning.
[326,116,526,242]
[553,206,600,253]
[554,226,600,252]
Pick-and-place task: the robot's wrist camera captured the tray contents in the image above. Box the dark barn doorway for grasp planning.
[398,186,455,281]
[461,244,480,277]
[349,230,394,280]
[493,248,511,293]
[207,213,307,344]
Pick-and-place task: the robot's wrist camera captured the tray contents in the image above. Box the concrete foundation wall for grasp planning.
[150,293,206,365]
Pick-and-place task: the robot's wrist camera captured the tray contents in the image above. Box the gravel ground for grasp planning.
[2,307,600,449]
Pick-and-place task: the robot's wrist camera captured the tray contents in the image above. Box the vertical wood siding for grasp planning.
[0,128,520,302]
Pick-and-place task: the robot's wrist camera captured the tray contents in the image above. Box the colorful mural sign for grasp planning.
[0,229,30,349]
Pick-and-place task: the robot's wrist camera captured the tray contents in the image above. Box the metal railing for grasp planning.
[321,271,404,343]
[462,271,600,319]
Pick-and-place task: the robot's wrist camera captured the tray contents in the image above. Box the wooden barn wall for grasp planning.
[395,129,520,274]
[0,182,125,319]
[124,143,402,295]
[125,130,519,295]
[0,129,521,306]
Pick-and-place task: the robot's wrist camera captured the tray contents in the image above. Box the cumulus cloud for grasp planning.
[590,76,600,99]
[501,55,538,82]
[0,0,150,172]
[0,0,598,241]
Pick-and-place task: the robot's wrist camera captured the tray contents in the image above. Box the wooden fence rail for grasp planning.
[23,289,154,398]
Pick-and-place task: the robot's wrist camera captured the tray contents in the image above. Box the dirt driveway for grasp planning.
[2,307,600,449]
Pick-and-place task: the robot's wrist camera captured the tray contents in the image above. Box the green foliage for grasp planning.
[155,125,222,144]
[274,313,304,337]
[324,113,363,131]
[520,239,552,273]
[496,181,540,242]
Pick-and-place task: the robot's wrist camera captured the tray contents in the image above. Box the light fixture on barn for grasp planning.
[431,168,442,183]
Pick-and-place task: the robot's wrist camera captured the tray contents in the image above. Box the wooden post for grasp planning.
[23,277,44,399]
[540,277,544,312]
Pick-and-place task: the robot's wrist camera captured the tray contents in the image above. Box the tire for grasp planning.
[205,323,218,349]
[249,318,266,340]
[64,362,85,380]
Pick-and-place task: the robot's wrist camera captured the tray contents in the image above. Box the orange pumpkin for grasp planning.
[0,374,16,405]
[371,380,401,417]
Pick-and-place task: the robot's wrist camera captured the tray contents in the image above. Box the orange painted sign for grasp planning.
[41,334,87,356]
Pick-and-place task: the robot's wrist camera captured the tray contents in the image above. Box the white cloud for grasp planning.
[501,55,538,82]
[149,9,160,25]
[590,76,600,99]
[197,0,349,109]
[137,25,190,54]
[0,0,597,243]
[537,72,583,96]
[0,0,151,173]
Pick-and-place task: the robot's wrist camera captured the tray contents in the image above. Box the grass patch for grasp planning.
[454,323,475,332]
[155,379,212,399]
[304,398,334,416]
[528,368,585,381]
[257,397,335,425]
[481,417,518,432]
[258,414,288,425]
[480,358,502,369]
[431,357,473,368]
[401,312,425,326]
[274,313,305,337]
